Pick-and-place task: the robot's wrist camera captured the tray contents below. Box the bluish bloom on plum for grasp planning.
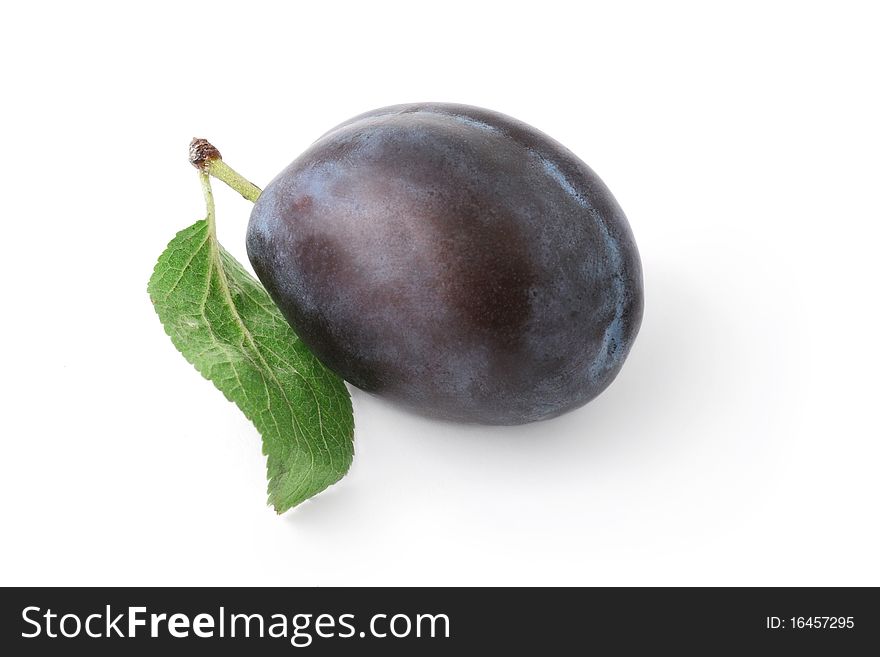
[248,103,643,424]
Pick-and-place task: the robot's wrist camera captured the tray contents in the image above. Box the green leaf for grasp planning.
[147,175,354,513]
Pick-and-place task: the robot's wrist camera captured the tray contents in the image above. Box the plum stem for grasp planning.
[189,138,262,203]
[206,158,262,203]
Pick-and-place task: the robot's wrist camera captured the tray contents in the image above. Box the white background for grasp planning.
[1,1,878,586]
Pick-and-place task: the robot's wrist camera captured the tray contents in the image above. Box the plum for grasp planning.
[247,103,643,424]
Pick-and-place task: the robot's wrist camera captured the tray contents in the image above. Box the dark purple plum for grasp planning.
[247,103,643,424]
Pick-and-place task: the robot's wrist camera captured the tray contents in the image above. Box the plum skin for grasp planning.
[247,103,643,424]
